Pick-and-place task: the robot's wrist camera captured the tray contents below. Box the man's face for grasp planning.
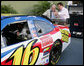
[58,5,63,10]
[51,6,56,12]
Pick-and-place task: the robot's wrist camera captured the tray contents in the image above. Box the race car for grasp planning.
[1,15,71,65]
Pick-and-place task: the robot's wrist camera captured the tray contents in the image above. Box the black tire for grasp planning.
[49,40,62,65]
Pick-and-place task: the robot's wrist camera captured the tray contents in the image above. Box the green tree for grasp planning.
[1,5,18,14]
[30,1,51,16]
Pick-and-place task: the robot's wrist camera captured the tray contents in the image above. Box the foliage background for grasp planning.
[1,5,17,14]
[1,1,68,16]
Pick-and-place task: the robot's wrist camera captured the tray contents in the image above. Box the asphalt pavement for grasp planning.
[56,37,83,65]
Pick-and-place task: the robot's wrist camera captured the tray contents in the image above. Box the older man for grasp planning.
[43,4,57,19]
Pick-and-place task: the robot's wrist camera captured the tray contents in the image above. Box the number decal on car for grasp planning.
[7,39,39,65]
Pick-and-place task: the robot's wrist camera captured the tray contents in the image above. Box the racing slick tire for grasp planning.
[49,40,62,65]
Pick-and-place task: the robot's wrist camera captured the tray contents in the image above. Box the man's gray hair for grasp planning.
[51,4,56,8]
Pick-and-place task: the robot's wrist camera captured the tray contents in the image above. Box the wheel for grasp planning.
[49,40,62,65]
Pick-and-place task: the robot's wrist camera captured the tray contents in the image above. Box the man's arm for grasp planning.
[54,8,69,19]
[43,9,50,18]
[43,10,48,16]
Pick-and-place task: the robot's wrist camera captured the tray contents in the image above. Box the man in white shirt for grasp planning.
[54,2,70,25]
[54,2,70,20]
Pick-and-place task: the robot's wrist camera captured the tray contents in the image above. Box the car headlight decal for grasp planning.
[60,29,69,43]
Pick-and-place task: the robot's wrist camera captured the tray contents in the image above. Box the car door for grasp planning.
[1,19,40,65]
[1,20,32,47]
[33,20,54,64]
[34,20,54,48]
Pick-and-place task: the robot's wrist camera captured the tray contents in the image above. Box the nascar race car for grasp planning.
[1,15,71,65]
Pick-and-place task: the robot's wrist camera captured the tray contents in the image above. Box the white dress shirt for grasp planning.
[58,7,70,20]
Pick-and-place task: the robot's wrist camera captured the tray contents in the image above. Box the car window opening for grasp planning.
[1,21,32,48]
[34,20,54,36]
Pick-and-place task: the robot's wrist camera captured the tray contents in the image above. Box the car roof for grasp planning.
[1,15,55,30]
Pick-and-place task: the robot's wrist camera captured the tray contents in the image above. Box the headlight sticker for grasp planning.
[60,29,69,43]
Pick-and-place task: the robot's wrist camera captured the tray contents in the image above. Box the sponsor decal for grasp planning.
[40,35,53,48]
[33,34,38,37]
[46,59,49,63]
[28,16,37,18]
[60,29,69,43]
[42,55,49,60]
[43,51,49,56]
[32,30,36,33]
[43,47,50,52]
[5,39,40,65]
[28,20,38,38]
[15,17,21,20]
